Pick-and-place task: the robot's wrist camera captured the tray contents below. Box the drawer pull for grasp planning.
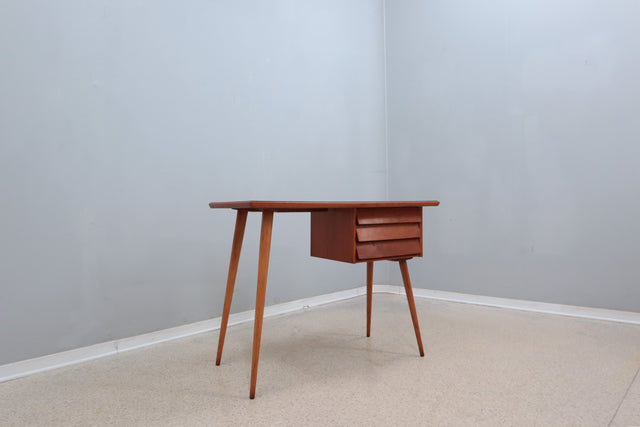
[357,207,421,225]
[356,224,420,242]
[356,239,421,260]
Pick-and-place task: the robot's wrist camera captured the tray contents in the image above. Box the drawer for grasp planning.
[356,207,421,225]
[356,238,421,260]
[356,223,421,242]
[311,207,424,263]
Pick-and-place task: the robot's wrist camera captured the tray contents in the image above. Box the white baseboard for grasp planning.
[375,285,640,325]
[2,285,639,383]
[0,287,365,384]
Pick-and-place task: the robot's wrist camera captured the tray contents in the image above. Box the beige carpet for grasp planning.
[1,294,639,426]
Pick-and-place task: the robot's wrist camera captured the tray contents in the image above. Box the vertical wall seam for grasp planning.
[382,0,391,285]
[382,0,390,203]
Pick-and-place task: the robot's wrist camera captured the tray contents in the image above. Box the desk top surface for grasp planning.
[209,200,440,212]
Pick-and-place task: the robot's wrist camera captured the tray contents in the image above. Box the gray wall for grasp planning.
[0,1,386,364]
[386,0,640,311]
[3,0,639,366]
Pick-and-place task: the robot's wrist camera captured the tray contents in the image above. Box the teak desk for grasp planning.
[209,201,440,398]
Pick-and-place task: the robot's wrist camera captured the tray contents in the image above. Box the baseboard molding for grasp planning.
[3,285,639,383]
[0,286,365,384]
[375,285,640,325]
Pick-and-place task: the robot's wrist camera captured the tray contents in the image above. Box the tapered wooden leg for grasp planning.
[249,211,274,399]
[216,210,248,366]
[366,261,373,337]
[399,259,424,357]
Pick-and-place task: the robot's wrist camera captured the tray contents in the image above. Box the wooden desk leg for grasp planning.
[398,260,425,357]
[216,210,248,366]
[250,210,274,399]
[366,261,373,337]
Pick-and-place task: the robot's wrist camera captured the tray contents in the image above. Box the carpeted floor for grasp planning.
[1,294,639,426]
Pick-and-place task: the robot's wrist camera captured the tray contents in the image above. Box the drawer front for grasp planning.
[356,223,421,242]
[356,239,421,260]
[356,207,421,225]
[355,207,422,261]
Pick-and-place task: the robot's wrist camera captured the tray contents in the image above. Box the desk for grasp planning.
[209,201,439,398]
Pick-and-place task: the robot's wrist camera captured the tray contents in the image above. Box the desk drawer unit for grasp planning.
[310,207,423,263]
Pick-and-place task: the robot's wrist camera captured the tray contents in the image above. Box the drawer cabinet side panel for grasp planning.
[310,209,356,263]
